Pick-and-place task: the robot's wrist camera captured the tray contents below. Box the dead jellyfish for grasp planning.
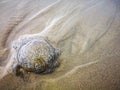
[12,36,61,77]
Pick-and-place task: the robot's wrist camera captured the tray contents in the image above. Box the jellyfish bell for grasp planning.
[12,36,61,76]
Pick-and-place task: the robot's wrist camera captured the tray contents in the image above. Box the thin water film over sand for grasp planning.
[0,0,120,90]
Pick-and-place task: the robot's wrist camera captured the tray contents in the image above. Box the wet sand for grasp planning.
[0,0,120,90]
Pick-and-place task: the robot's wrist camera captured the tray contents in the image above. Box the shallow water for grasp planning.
[0,0,120,90]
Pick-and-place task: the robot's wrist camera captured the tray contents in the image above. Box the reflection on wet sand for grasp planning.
[0,0,120,90]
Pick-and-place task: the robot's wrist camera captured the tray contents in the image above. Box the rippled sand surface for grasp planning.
[0,0,120,90]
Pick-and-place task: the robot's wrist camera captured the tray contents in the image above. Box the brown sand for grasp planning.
[0,0,120,90]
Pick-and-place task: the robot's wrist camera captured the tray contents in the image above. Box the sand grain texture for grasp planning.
[0,0,120,90]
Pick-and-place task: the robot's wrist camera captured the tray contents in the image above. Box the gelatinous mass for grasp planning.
[12,36,61,76]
